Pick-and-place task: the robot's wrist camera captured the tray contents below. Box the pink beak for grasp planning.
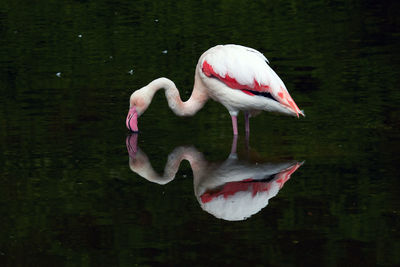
[126,106,138,132]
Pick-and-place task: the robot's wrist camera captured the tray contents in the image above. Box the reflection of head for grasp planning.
[198,179,281,221]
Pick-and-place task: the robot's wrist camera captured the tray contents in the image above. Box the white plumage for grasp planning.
[201,44,270,87]
[127,44,304,135]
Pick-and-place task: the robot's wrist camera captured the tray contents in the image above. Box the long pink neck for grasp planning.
[145,76,209,116]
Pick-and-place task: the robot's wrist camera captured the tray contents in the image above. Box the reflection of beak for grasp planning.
[126,134,138,159]
[126,106,138,132]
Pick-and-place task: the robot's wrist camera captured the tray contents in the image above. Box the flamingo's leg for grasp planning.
[231,115,238,135]
[244,112,250,147]
[244,112,250,134]
[230,134,238,155]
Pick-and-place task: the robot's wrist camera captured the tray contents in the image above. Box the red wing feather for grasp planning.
[202,60,269,92]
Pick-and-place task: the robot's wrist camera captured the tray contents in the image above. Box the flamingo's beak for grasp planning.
[126,106,138,132]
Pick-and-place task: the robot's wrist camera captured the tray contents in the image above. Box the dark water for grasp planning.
[1,0,400,266]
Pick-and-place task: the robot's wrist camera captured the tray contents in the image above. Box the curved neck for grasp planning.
[145,76,209,116]
[129,146,207,185]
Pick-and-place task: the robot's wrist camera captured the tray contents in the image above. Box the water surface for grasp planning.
[0,0,399,266]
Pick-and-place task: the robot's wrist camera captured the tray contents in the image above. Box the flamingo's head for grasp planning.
[126,87,152,132]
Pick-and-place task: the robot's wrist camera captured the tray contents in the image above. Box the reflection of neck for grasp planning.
[127,133,302,187]
[129,146,207,185]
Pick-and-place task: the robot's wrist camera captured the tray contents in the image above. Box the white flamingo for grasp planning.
[126,44,304,135]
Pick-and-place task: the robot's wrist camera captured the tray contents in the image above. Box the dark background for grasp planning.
[1,0,399,266]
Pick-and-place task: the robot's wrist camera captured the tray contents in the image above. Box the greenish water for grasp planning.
[1,0,399,266]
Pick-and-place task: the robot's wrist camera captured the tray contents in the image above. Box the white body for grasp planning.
[197,44,299,116]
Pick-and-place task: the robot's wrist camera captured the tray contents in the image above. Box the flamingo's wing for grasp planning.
[201,44,303,117]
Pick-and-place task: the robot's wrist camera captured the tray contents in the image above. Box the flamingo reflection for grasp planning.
[126,134,303,221]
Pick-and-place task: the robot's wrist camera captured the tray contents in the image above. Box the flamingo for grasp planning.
[126,44,304,135]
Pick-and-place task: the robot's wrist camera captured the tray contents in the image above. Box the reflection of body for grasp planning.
[127,134,302,221]
[126,44,304,135]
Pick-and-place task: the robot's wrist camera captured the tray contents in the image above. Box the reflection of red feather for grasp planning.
[200,162,302,203]
[276,163,302,188]
[200,179,272,203]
